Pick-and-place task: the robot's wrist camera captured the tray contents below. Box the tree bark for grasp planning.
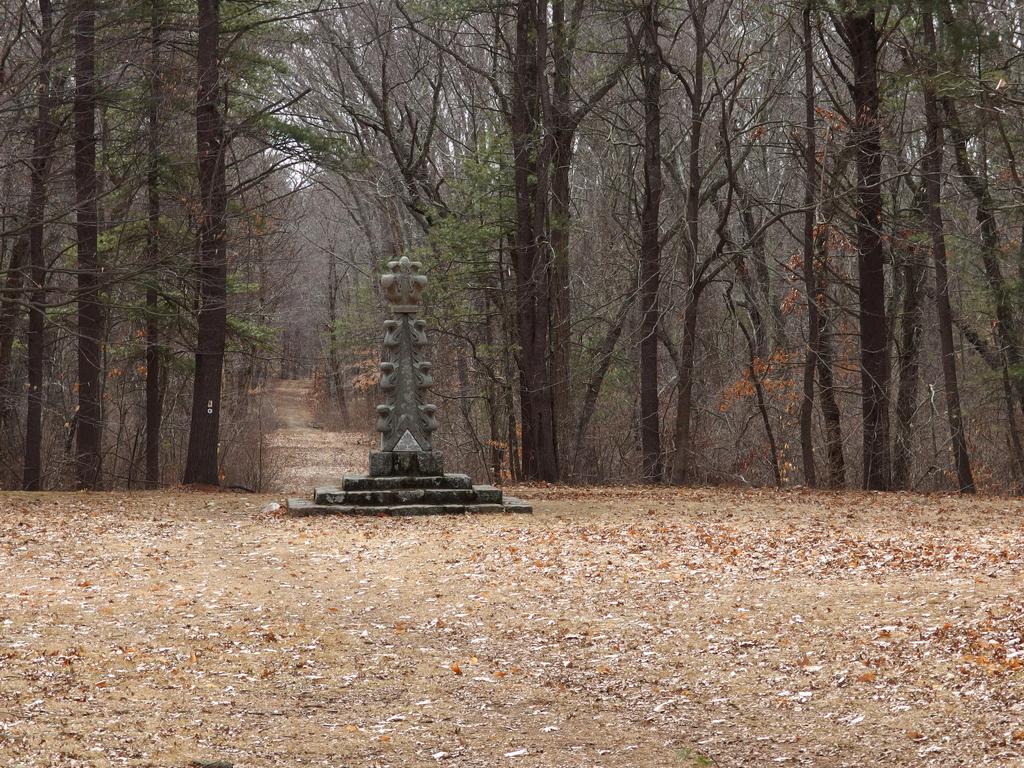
[484,292,504,481]
[670,292,700,483]
[944,101,1018,370]
[944,99,1024,483]
[74,0,103,489]
[922,13,974,492]
[638,0,663,483]
[733,183,784,355]
[814,225,846,488]
[510,0,558,482]
[145,0,163,488]
[183,0,228,486]
[326,254,349,423]
[0,236,27,426]
[548,0,573,473]
[731,289,781,486]
[572,292,635,478]
[497,238,521,481]
[23,0,56,491]
[943,98,1024,413]
[799,4,819,487]
[669,0,705,485]
[890,236,925,489]
[842,9,890,490]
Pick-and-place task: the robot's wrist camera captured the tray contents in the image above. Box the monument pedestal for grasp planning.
[286,467,531,516]
[286,256,531,517]
[369,449,445,477]
[288,447,532,516]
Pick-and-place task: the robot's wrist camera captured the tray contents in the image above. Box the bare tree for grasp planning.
[840,6,890,490]
[183,0,228,486]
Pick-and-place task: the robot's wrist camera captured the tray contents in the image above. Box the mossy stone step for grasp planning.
[341,474,473,491]
[314,485,503,506]
[286,499,531,517]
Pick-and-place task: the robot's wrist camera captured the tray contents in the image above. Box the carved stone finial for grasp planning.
[371,256,441,474]
[381,256,427,314]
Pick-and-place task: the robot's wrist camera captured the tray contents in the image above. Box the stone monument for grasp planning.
[287,256,531,515]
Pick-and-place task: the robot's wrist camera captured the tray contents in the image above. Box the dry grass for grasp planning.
[1,485,1023,767]
[3,381,1023,766]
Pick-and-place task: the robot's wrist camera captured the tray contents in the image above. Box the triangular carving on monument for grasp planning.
[394,430,422,452]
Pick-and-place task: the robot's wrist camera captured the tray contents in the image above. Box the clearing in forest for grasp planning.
[1,386,1023,767]
[3,488,1023,767]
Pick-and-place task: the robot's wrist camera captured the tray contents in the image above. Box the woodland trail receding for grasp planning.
[264,378,373,493]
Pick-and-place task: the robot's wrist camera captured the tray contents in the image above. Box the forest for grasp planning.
[5,3,1024,765]
[2,0,1024,493]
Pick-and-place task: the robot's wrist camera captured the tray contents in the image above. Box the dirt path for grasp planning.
[264,379,373,494]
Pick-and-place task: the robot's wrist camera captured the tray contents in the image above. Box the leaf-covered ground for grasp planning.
[2,485,1023,767]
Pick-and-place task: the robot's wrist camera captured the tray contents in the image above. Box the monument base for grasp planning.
[369,450,445,477]
[286,468,532,516]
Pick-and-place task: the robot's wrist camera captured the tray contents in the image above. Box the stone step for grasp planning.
[314,485,503,506]
[471,485,503,504]
[341,474,473,491]
[318,487,457,506]
[501,496,533,513]
[286,499,531,517]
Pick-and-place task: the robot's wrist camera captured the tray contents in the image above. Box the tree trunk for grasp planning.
[572,292,635,478]
[548,0,573,473]
[145,0,163,488]
[842,9,890,490]
[735,186,783,355]
[809,141,848,489]
[733,237,767,361]
[670,1,705,485]
[0,236,27,426]
[799,4,819,487]
[484,295,504,482]
[670,291,700,483]
[890,239,925,489]
[922,13,974,492]
[23,0,56,491]
[638,0,663,483]
[510,0,558,482]
[183,0,228,486]
[497,237,521,482]
[74,0,103,489]
[814,226,846,488]
[732,292,781,486]
[326,254,349,423]
[943,99,1024,421]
